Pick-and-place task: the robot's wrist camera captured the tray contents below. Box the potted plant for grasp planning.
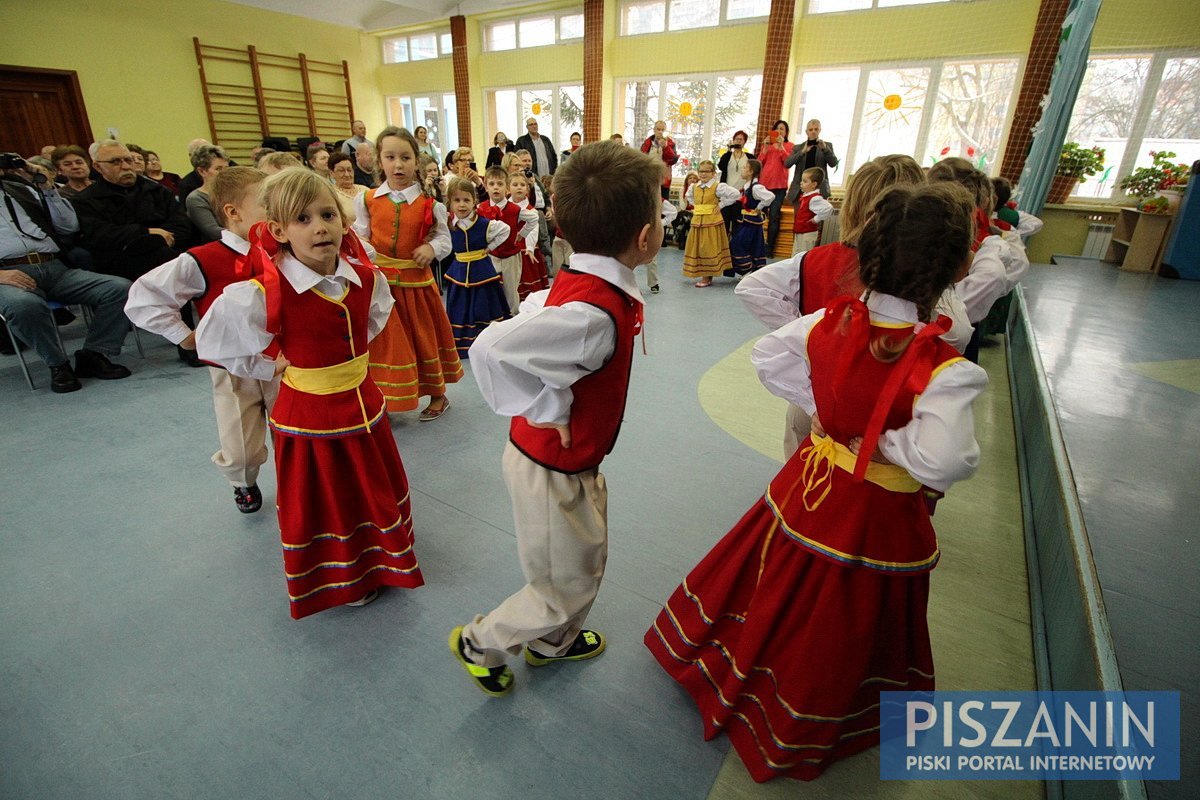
[1119,150,1190,210]
[1048,142,1105,204]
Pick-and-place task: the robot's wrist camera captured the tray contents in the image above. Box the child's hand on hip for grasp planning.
[528,420,571,448]
[272,355,291,376]
[412,243,436,267]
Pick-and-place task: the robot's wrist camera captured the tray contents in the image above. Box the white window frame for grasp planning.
[619,0,769,36]
[485,83,585,154]
[613,70,764,165]
[792,55,1024,184]
[381,28,452,64]
[806,0,950,16]
[385,93,460,159]
[482,7,585,52]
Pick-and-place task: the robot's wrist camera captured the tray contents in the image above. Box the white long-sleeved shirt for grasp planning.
[195,253,394,382]
[1015,210,1044,238]
[510,198,543,252]
[352,182,451,262]
[685,179,740,209]
[453,214,512,252]
[468,252,643,426]
[742,181,777,207]
[955,234,1029,324]
[797,189,834,224]
[751,292,987,492]
[661,199,679,228]
[125,229,249,345]
[735,254,974,354]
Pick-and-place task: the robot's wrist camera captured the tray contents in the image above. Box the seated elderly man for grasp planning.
[72,140,192,282]
[0,155,132,392]
[353,142,376,187]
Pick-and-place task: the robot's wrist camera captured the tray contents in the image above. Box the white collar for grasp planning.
[802,189,820,198]
[278,253,362,293]
[220,229,251,255]
[512,197,531,209]
[862,291,919,324]
[372,182,421,203]
[698,179,716,188]
[453,214,477,229]
[567,253,644,305]
[489,197,509,210]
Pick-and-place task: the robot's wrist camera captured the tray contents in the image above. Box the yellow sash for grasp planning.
[457,248,489,262]
[798,432,920,511]
[693,203,717,216]
[374,254,434,288]
[282,353,368,395]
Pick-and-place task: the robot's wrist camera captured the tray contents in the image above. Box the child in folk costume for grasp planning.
[792,167,834,255]
[507,171,550,299]
[682,160,739,287]
[646,183,987,781]
[443,176,516,358]
[196,169,424,618]
[543,173,573,277]
[728,159,775,275]
[640,194,678,295]
[478,167,539,314]
[927,157,1028,363]
[737,155,971,458]
[670,170,700,249]
[449,141,663,697]
[126,167,278,514]
[979,177,1043,338]
[353,126,461,421]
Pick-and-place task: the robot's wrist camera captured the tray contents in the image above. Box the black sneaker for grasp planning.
[234,485,263,513]
[74,349,131,380]
[449,626,514,697]
[649,285,660,294]
[524,629,606,666]
[177,345,205,368]
[50,362,82,393]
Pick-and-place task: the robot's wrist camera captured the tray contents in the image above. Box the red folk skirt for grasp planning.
[644,497,935,781]
[273,412,424,619]
[517,249,550,300]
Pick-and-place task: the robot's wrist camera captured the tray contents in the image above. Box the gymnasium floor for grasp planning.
[1,247,1038,799]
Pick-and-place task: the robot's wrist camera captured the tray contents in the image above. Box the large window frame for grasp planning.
[792,55,1024,187]
[482,8,585,52]
[382,29,452,64]
[806,0,950,15]
[619,0,770,36]
[1067,50,1200,201]
[485,83,586,159]
[385,93,459,161]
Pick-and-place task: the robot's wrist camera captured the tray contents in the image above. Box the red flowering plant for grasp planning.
[1119,150,1190,198]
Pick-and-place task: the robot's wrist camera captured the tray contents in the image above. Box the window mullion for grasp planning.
[914,61,942,162]
[843,68,871,175]
[1116,54,1168,198]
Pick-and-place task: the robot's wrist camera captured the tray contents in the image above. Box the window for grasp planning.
[385,93,459,160]
[619,0,767,35]
[486,84,585,163]
[1067,53,1200,200]
[616,73,762,173]
[808,0,948,13]
[483,8,585,51]
[382,29,451,64]
[794,57,1020,187]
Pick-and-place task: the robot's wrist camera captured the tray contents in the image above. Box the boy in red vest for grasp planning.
[478,166,538,314]
[450,140,662,696]
[792,167,833,255]
[125,167,278,513]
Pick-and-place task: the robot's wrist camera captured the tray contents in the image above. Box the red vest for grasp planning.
[509,268,641,473]
[190,240,252,320]
[266,258,386,439]
[793,192,821,234]
[478,200,524,259]
[800,242,861,315]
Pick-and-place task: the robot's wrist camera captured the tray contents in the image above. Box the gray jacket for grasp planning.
[785,141,838,201]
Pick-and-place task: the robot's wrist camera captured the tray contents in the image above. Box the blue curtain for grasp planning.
[1015,0,1104,216]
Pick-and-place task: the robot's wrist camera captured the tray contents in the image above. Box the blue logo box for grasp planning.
[880,691,1179,780]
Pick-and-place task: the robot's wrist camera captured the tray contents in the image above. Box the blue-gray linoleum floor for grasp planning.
[1,246,1038,800]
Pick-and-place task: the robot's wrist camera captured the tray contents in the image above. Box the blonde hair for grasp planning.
[500,152,519,173]
[210,166,266,226]
[839,154,926,246]
[261,168,351,231]
[552,140,661,257]
[259,151,302,174]
[696,160,716,171]
[445,176,477,202]
[927,156,992,212]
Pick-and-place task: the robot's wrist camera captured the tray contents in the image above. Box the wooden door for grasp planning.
[0,65,93,157]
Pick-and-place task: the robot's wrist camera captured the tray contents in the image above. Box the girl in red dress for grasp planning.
[197,169,424,619]
[645,183,988,781]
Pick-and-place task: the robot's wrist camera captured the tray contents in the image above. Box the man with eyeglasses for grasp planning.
[72,140,193,282]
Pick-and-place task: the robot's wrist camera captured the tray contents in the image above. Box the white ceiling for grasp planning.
[224,0,535,32]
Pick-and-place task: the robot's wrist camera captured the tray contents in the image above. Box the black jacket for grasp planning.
[514,134,558,175]
[72,177,193,276]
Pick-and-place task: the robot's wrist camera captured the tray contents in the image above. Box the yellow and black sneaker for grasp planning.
[449,626,514,697]
[524,629,606,667]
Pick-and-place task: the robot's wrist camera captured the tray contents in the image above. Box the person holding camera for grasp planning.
[758,120,794,254]
[0,154,133,392]
[718,130,753,234]
[785,119,838,201]
[640,120,679,201]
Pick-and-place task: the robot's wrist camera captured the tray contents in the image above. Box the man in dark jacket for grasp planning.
[515,118,557,176]
[72,140,193,282]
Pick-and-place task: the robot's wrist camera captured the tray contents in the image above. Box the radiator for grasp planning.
[1081,222,1115,259]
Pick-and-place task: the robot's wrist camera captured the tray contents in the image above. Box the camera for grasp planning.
[0,152,28,171]
[523,168,534,178]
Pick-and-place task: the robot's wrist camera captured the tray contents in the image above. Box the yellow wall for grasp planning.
[0,0,382,173]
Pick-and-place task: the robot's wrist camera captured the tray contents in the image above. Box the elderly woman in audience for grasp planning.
[329,151,367,216]
[184,144,229,242]
[126,145,147,176]
[142,149,181,195]
[51,145,93,199]
[305,142,333,183]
